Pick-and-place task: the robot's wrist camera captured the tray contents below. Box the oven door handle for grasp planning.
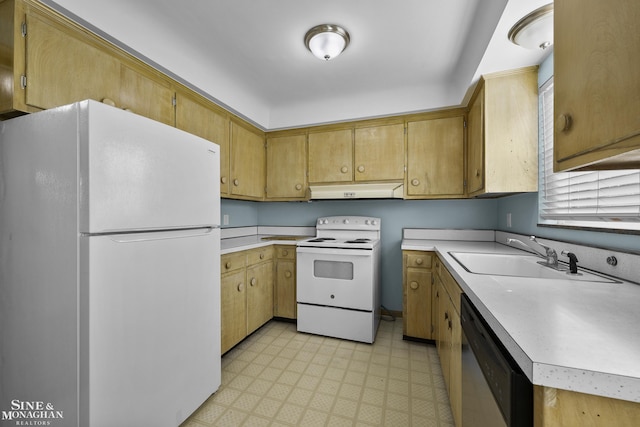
[296,246,373,256]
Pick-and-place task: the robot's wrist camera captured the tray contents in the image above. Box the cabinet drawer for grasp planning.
[275,246,296,260]
[247,246,273,264]
[221,252,246,273]
[406,252,433,269]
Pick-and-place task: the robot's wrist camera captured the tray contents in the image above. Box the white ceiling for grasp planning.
[43,0,552,130]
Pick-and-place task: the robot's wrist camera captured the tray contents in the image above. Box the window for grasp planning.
[538,78,640,232]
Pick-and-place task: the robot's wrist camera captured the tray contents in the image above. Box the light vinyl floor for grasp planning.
[182,318,454,427]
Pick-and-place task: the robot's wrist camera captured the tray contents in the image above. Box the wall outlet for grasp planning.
[223,214,229,225]
[506,213,512,228]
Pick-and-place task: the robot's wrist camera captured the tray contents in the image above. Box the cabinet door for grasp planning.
[176,92,230,196]
[247,261,273,334]
[354,123,404,181]
[406,117,465,198]
[274,259,296,319]
[230,122,265,199]
[467,88,484,195]
[404,268,432,339]
[221,270,246,354]
[437,282,452,391]
[450,308,462,427]
[554,0,640,171]
[25,11,120,110]
[266,134,307,200]
[119,64,175,126]
[308,129,353,183]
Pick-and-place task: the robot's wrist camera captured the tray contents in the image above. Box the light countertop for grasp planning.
[221,235,308,254]
[402,238,640,403]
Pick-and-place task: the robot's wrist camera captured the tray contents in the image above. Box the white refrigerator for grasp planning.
[0,100,221,427]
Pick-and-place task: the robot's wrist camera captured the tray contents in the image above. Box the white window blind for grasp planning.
[538,78,640,231]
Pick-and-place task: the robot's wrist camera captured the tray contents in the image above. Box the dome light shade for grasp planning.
[508,3,554,50]
[304,24,350,61]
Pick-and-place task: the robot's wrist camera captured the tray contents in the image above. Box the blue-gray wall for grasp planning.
[221,51,640,311]
[223,198,498,310]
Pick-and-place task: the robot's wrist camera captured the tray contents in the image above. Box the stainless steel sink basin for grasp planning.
[448,252,620,283]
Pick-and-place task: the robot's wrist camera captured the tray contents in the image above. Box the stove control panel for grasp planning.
[316,216,381,230]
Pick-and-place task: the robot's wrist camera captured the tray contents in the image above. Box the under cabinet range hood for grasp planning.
[309,182,404,199]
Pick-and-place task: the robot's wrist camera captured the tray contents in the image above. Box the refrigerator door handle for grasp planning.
[103,227,218,243]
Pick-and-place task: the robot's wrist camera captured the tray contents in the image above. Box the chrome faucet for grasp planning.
[506,236,565,270]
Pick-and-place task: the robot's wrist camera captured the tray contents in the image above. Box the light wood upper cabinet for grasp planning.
[554,0,640,171]
[467,88,484,195]
[308,129,354,183]
[406,114,465,198]
[175,91,231,196]
[119,64,174,126]
[230,121,265,200]
[266,133,307,200]
[466,67,539,197]
[24,8,120,111]
[354,123,405,181]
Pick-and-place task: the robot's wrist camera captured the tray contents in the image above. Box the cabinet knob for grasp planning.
[415,258,423,265]
[237,283,244,292]
[282,249,289,256]
[340,166,348,173]
[101,98,116,107]
[556,113,573,133]
[411,178,420,186]
[221,176,227,184]
[225,262,232,269]
[410,281,419,290]
[250,277,257,286]
[475,169,480,178]
[285,271,292,278]
[260,253,264,259]
[357,165,365,173]
[233,179,239,186]
[295,183,302,191]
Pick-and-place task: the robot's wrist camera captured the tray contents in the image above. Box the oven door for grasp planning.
[296,246,375,311]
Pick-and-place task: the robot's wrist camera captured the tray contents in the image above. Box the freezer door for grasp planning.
[78,100,220,233]
[79,227,220,427]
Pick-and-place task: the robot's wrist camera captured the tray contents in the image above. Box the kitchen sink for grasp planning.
[448,252,620,283]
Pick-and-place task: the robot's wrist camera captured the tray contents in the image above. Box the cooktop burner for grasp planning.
[306,237,336,242]
[345,238,371,244]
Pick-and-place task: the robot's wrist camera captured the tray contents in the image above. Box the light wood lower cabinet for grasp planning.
[274,245,297,319]
[220,247,273,354]
[534,386,640,427]
[402,250,434,340]
[434,255,462,427]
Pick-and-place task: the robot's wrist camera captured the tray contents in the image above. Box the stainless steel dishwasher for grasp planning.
[461,294,532,427]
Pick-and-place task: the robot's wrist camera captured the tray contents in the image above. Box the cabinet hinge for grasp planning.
[463,120,467,128]
[171,96,176,107]
[20,75,27,89]
[463,179,467,188]
[21,22,27,37]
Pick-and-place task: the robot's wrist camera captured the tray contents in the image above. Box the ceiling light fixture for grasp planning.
[304,24,350,61]
[508,3,554,50]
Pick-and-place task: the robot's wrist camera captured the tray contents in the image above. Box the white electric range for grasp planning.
[296,216,381,343]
